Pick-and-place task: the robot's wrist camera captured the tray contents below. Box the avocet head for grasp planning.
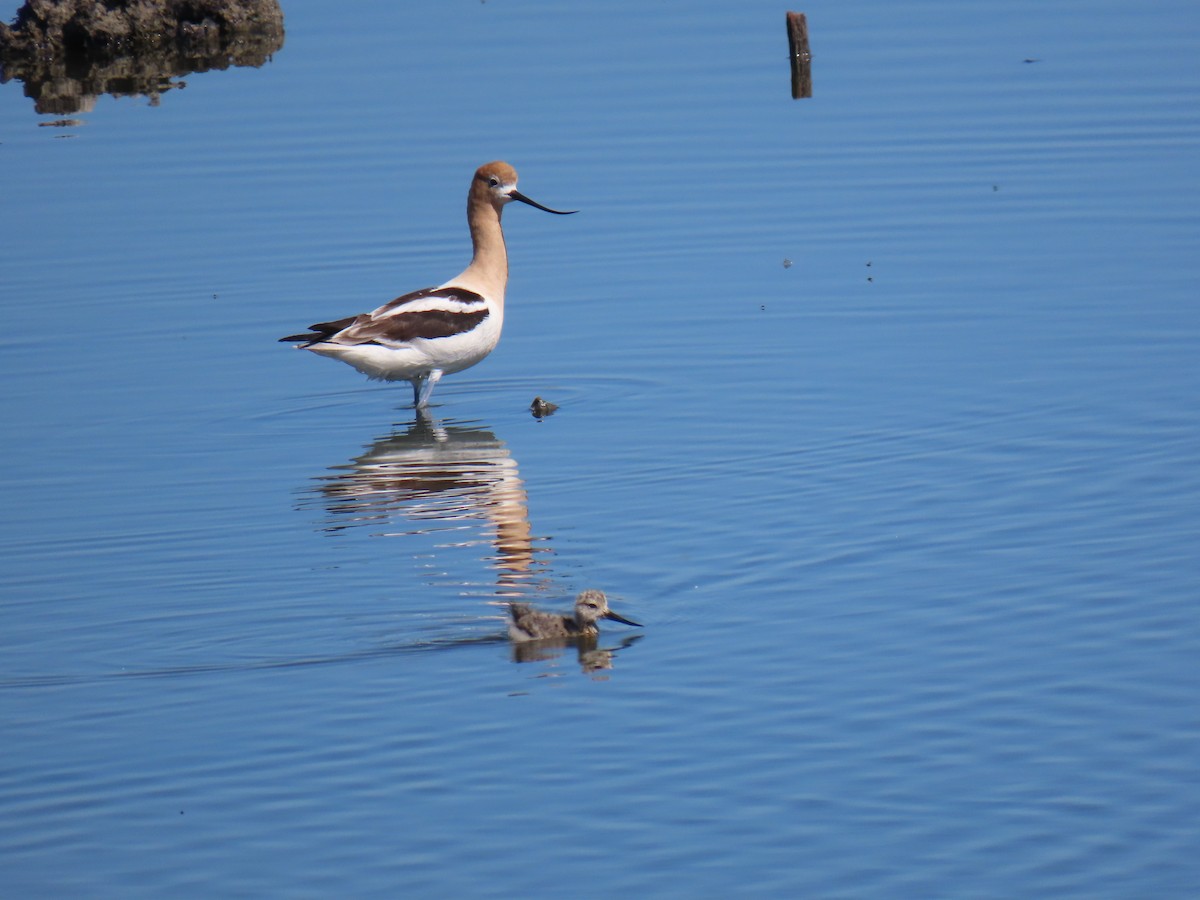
[474,161,577,215]
[573,589,641,628]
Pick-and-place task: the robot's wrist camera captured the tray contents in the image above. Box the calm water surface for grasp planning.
[2,0,1198,895]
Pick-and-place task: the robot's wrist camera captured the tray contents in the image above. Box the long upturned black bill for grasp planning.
[603,609,642,627]
[509,189,578,215]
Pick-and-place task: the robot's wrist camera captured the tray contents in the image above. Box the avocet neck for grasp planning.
[443,179,508,304]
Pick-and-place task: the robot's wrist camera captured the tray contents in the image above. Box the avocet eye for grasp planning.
[488,176,500,188]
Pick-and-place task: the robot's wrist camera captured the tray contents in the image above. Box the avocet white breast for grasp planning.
[280,162,576,408]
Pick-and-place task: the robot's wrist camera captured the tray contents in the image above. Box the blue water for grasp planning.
[2,0,1198,895]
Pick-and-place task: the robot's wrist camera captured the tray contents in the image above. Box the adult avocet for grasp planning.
[280,162,575,408]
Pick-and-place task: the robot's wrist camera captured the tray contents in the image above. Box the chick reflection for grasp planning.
[311,410,545,591]
[511,634,644,677]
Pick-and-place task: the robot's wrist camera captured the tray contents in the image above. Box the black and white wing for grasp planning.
[280,287,489,347]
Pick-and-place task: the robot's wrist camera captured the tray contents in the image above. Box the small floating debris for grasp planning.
[782,258,793,269]
[38,118,84,128]
[530,396,558,419]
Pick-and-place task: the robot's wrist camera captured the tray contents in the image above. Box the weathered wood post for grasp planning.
[787,11,812,99]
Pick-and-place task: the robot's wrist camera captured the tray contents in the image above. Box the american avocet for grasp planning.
[508,590,642,642]
[280,162,575,408]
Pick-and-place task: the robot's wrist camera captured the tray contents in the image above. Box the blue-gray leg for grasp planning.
[414,369,443,408]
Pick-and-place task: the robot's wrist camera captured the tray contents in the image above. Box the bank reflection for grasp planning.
[0,0,284,114]
[311,411,547,595]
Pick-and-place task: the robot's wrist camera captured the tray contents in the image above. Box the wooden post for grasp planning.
[787,11,812,99]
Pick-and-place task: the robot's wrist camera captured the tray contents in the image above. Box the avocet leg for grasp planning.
[415,369,443,408]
